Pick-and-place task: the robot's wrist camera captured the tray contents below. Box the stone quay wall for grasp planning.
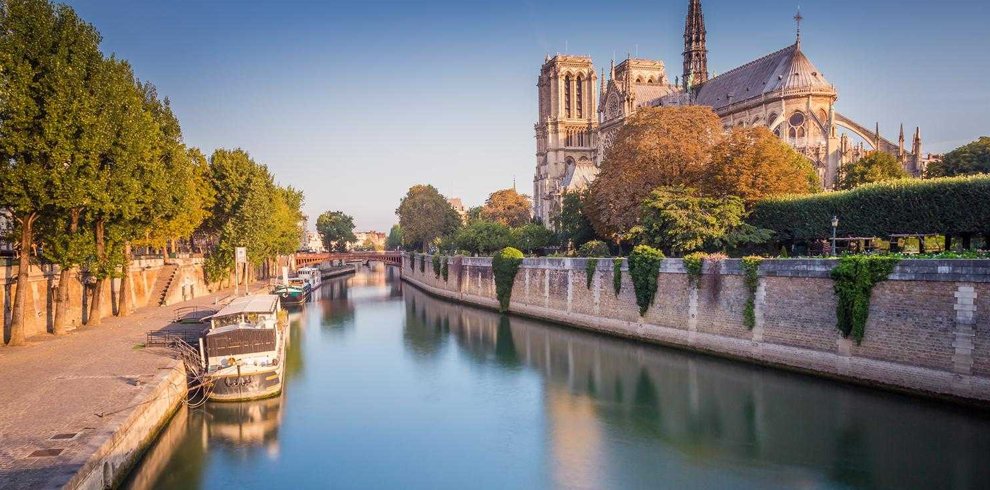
[1,257,210,340]
[401,255,990,405]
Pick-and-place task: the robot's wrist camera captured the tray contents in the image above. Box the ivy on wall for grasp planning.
[613,258,623,296]
[441,256,449,282]
[831,255,899,344]
[586,258,599,289]
[741,256,763,329]
[432,255,442,278]
[419,254,425,273]
[628,245,665,315]
[683,252,706,287]
[408,252,415,271]
[492,247,524,313]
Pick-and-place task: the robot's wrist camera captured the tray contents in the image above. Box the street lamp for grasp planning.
[831,216,839,256]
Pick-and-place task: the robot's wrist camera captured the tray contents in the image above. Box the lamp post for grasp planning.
[831,216,839,256]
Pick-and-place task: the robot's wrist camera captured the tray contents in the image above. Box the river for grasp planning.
[126,264,990,489]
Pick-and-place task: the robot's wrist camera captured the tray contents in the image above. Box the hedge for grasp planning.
[748,175,990,241]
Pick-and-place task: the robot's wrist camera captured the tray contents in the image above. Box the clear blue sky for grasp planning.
[63,0,990,232]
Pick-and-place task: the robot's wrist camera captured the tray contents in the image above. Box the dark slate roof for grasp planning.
[694,43,834,111]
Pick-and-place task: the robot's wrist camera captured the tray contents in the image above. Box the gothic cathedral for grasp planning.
[533,0,929,226]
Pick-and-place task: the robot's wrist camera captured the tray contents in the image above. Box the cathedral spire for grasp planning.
[794,8,803,47]
[682,0,709,90]
[898,124,906,157]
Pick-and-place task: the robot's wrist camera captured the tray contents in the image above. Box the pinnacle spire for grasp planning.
[683,0,709,90]
[794,8,803,46]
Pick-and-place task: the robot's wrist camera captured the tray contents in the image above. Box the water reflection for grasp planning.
[127,266,990,490]
[402,284,990,489]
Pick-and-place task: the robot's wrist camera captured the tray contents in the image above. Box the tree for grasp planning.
[553,190,597,249]
[511,223,555,254]
[704,126,820,202]
[386,224,403,250]
[316,211,356,252]
[395,185,461,252]
[0,0,104,342]
[453,220,512,255]
[838,152,909,190]
[636,186,769,256]
[480,188,532,227]
[927,136,990,178]
[586,106,722,239]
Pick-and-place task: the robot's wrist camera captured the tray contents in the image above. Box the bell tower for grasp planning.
[682,0,709,89]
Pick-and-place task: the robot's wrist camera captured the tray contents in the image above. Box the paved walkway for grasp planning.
[0,284,263,489]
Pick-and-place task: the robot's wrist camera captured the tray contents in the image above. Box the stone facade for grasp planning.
[534,0,934,226]
[403,255,990,405]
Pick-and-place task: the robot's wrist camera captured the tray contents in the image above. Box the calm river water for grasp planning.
[127,265,990,489]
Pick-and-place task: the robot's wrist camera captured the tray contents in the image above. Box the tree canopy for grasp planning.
[553,190,598,249]
[386,224,403,250]
[926,136,990,178]
[316,211,356,252]
[585,106,722,239]
[395,184,461,251]
[704,126,820,201]
[838,152,908,190]
[480,188,532,227]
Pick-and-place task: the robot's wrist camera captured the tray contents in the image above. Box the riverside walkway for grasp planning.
[0,284,262,489]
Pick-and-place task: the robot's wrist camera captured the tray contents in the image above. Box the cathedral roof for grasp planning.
[561,160,598,191]
[694,43,834,111]
[632,83,678,104]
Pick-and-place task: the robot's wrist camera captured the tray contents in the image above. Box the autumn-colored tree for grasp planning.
[481,188,532,227]
[704,126,820,202]
[395,185,461,252]
[838,152,909,190]
[585,106,722,239]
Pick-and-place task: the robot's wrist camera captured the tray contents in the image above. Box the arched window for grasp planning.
[576,75,584,118]
[564,75,572,118]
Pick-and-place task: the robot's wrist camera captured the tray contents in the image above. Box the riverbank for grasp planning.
[0,283,264,489]
[401,255,990,406]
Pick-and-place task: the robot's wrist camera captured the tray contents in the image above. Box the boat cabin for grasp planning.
[205,295,282,373]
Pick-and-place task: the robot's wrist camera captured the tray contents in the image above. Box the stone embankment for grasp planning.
[402,255,990,405]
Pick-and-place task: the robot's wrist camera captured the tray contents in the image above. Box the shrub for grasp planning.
[749,175,990,242]
[585,258,599,289]
[578,240,610,257]
[432,255,441,278]
[492,247,524,313]
[683,252,706,287]
[441,256,449,282]
[628,245,665,315]
[613,258,623,296]
[831,255,899,344]
[741,256,763,329]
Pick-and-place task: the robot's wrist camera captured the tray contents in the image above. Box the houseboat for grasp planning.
[202,294,288,402]
[272,276,311,305]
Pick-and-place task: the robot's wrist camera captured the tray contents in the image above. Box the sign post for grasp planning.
[235,247,247,296]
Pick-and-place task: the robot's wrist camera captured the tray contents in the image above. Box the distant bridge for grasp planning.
[295,251,402,268]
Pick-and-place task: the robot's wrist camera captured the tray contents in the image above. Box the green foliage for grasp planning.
[454,220,512,255]
[749,175,990,242]
[831,256,899,344]
[628,245,665,315]
[492,247,524,313]
[396,184,461,251]
[554,190,597,248]
[316,210,357,252]
[637,186,770,256]
[927,136,990,178]
[441,256,449,282]
[613,258,623,296]
[511,222,555,253]
[419,254,425,273]
[577,240,610,257]
[408,251,416,271]
[683,252,706,287]
[432,254,441,278]
[838,152,909,190]
[387,224,403,250]
[585,258,599,289]
[741,256,763,329]
[778,246,790,258]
